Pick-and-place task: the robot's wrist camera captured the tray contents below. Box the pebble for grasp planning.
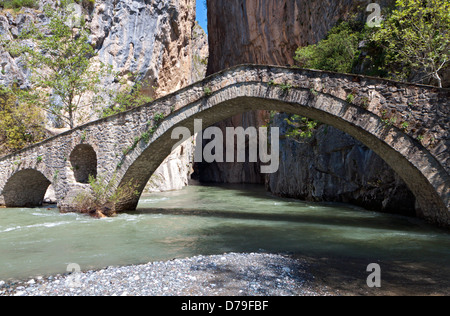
[0,253,332,296]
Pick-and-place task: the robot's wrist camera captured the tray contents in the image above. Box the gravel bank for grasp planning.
[0,253,333,296]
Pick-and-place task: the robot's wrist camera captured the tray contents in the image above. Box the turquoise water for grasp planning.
[0,184,449,281]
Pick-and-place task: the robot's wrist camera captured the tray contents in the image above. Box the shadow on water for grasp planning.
[133,206,443,234]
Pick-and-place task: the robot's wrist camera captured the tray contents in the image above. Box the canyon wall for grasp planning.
[0,0,208,193]
[206,0,394,74]
[203,0,416,215]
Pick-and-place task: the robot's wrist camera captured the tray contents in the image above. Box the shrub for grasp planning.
[284,114,320,141]
[294,20,364,73]
[371,0,449,87]
[0,0,37,10]
[0,87,46,156]
[73,174,139,217]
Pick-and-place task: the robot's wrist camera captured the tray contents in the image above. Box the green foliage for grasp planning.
[284,115,319,140]
[294,20,365,73]
[0,0,37,10]
[380,109,398,127]
[74,173,139,216]
[101,78,153,118]
[279,83,292,92]
[401,121,410,131]
[0,87,46,156]
[371,0,450,87]
[6,1,113,129]
[153,112,165,124]
[346,93,355,104]
[119,111,165,160]
[294,0,449,87]
[141,132,150,144]
[203,86,212,96]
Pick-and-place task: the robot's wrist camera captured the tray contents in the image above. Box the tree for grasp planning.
[294,20,364,73]
[10,0,111,129]
[372,0,449,87]
[291,22,365,141]
[0,86,46,155]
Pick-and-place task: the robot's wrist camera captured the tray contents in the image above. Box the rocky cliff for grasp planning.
[1,0,207,114]
[90,0,207,99]
[206,0,394,74]
[203,0,416,215]
[0,0,208,193]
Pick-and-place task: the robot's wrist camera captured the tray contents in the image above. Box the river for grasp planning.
[0,184,449,282]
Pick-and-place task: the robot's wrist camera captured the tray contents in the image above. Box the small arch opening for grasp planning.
[70,144,97,184]
[3,169,51,207]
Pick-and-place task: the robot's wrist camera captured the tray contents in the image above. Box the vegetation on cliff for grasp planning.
[0,0,37,10]
[371,0,449,88]
[294,20,364,74]
[0,86,46,154]
[10,3,110,129]
[294,0,449,87]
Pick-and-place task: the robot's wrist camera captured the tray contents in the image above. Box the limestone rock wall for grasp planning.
[0,0,208,193]
[203,0,419,215]
[267,115,417,215]
[90,0,205,99]
[206,0,394,75]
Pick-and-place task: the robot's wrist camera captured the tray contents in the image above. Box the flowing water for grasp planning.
[0,184,449,281]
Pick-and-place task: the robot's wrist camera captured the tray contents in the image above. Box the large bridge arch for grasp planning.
[112,74,449,227]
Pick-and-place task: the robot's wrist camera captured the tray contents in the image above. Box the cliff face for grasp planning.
[206,0,394,74]
[204,0,416,214]
[267,115,416,215]
[1,0,207,112]
[90,0,206,99]
[0,0,208,192]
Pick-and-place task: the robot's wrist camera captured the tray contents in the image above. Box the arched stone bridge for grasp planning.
[0,65,449,227]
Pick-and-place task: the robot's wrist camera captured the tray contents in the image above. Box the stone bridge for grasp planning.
[0,65,449,227]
